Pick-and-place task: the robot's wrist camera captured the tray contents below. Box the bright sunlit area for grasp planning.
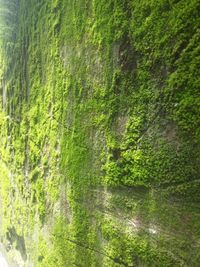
[0,255,8,267]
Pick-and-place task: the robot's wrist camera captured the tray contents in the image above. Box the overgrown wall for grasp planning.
[0,0,200,266]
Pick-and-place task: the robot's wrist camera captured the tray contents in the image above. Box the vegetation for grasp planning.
[0,0,199,266]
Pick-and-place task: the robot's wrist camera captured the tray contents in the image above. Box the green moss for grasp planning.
[0,0,199,266]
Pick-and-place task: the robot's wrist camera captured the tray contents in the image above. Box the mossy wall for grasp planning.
[0,0,200,266]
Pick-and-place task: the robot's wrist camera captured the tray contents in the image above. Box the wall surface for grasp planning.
[0,0,200,266]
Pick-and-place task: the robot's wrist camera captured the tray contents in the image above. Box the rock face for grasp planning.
[0,0,200,266]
